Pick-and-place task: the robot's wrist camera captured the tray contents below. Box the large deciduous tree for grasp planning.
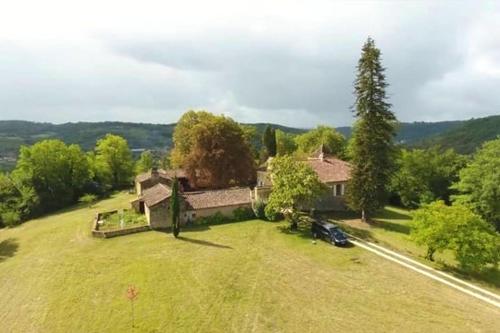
[12,140,91,212]
[347,37,397,221]
[263,125,277,157]
[412,201,499,271]
[94,134,134,189]
[275,129,297,156]
[390,147,465,208]
[452,137,500,230]
[135,150,154,174]
[265,156,326,230]
[170,110,213,168]
[182,113,256,188]
[295,126,346,157]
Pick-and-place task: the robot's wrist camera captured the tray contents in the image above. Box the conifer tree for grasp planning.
[347,37,397,221]
[263,125,277,157]
[170,177,180,238]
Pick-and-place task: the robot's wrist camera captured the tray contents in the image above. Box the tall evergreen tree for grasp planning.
[170,177,180,238]
[263,125,277,157]
[347,37,397,221]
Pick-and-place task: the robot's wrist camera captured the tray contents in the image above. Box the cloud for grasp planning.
[0,1,498,127]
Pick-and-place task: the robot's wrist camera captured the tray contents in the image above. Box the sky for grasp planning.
[0,0,499,128]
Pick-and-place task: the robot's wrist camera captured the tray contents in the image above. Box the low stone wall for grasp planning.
[92,210,150,238]
[92,225,151,238]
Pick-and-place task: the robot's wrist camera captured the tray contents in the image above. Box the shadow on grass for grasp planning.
[337,224,376,242]
[372,220,411,235]
[439,263,500,289]
[176,236,233,249]
[0,238,19,262]
[374,207,411,220]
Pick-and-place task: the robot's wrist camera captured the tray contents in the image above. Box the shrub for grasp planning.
[79,193,98,207]
[253,200,266,220]
[197,212,230,225]
[1,211,21,227]
[233,207,255,221]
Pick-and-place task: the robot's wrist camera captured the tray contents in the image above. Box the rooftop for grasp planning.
[184,187,252,210]
[135,168,186,183]
[304,157,351,183]
[141,183,172,207]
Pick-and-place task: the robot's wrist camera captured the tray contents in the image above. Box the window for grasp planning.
[335,184,342,196]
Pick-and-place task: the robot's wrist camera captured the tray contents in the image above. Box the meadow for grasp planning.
[0,193,498,332]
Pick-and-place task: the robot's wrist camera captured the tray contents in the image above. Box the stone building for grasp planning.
[254,146,352,211]
[132,172,252,229]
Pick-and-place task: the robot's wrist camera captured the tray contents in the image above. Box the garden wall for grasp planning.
[91,210,151,238]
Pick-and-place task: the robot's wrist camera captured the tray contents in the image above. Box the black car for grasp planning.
[311,220,349,246]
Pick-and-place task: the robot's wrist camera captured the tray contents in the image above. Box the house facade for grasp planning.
[132,147,350,228]
[132,171,252,229]
[255,147,351,211]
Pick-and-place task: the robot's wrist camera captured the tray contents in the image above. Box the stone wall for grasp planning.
[145,200,172,229]
[182,203,253,224]
[91,210,151,238]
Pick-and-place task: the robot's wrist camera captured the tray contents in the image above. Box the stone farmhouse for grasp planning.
[255,146,351,211]
[132,146,351,229]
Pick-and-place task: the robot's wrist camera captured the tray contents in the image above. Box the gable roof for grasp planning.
[141,183,172,207]
[135,168,187,183]
[304,157,351,183]
[183,187,251,210]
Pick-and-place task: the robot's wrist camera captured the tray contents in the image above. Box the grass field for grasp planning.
[326,206,500,292]
[0,193,499,332]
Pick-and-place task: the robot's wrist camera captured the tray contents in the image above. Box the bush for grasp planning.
[233,207,255,221]
[253,200,266,220]
[197,212,230,225]
[79,193,98,207]
[1,211,21,227]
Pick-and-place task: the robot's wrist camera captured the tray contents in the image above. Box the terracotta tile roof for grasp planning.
[183,187,252,210]
[141,184,172,207]
[135,168,187,183]
[304,157,351,183]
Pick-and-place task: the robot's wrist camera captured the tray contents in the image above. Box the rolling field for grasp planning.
[0,193,499,332]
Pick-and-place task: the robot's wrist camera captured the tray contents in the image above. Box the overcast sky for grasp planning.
[0,0,499,127]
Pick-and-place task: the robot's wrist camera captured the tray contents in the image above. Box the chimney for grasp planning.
[151,167,159,182]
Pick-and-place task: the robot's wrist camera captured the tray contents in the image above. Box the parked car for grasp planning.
[311,220,349,246]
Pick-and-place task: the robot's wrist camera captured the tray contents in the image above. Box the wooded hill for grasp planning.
[0,115,498,170]
[418,115,500,154]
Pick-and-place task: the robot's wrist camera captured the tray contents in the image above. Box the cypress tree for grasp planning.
[347,37,397,222]
[170,177,180,237]
[263,125,277,157]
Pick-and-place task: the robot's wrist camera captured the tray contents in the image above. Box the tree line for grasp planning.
[0,134,135,227]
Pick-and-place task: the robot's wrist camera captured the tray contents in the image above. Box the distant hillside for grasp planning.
[418,115,500,154]
[0,116,496,171]
[337,120,463,143]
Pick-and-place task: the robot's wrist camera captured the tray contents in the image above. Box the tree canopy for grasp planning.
[347,37,396,221]
[94,134,134,189]
[453,137,500,230]
[12,140,91,213]
[170,111,214,167]
[263,125,277,157]
[265,156,325,229]
[135,150,154,174]
[390,147,465,208]
[182,112,256,189]
[295,126,345,157]
[276,129,297,156]
[411,201,499,271]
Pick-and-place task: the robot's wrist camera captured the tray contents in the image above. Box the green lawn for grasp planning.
[0,193,499,332]
[325,206,500,292]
